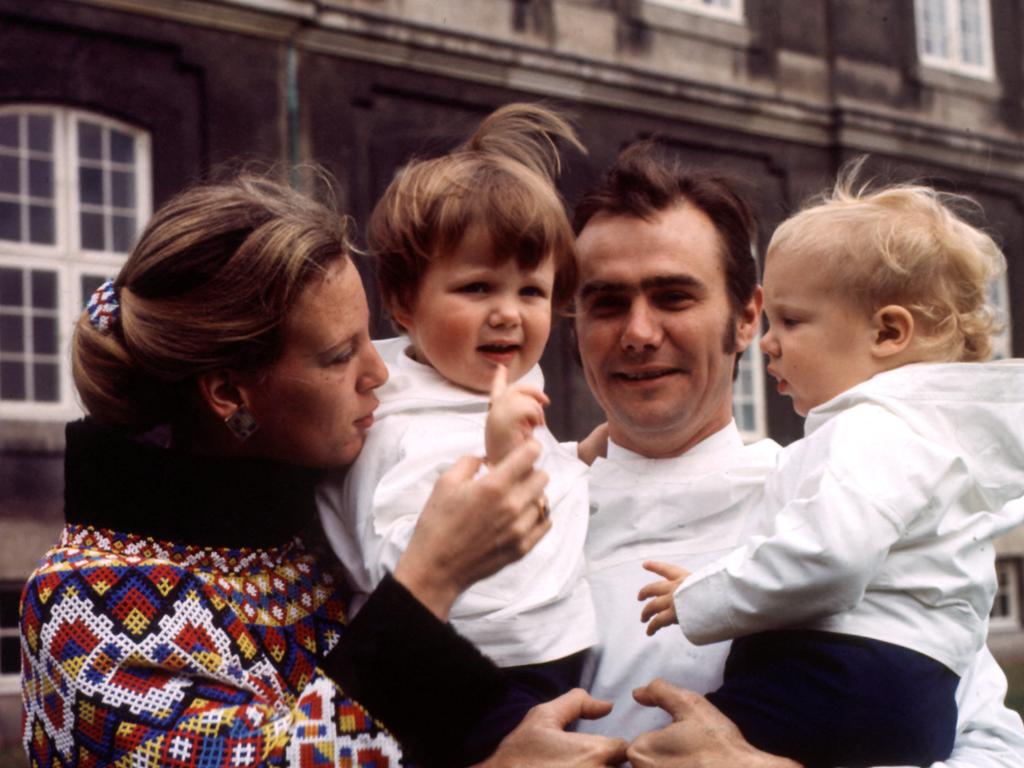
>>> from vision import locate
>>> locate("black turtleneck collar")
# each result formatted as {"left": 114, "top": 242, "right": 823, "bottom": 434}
{"left": 64, "top": 418, "right": 320, "bottom": 549}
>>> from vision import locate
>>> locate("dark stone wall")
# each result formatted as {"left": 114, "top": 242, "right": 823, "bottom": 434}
{"left": 0, "top": 0, "right": 1020, "bottom": 447}
{"left": 0, "top": 0, "right": 286, "bottom": 205}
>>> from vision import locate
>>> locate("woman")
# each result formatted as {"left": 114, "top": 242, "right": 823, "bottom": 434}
{"left": 19, "top": 173, "right": 625, "bottom": 768}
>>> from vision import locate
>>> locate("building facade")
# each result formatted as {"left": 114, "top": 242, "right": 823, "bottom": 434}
{"left": 1, "top": 0, "right": 1021, "bottom": 754}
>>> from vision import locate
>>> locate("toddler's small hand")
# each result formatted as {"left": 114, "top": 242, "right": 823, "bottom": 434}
{"left": 638, "top": 561, "right": 691, "bottom": 637}
{"left": 486, "top": 364, "right": 550, "bottom": 465}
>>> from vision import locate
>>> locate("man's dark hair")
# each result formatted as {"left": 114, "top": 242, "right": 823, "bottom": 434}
{"left": 573, "top": 140, "right": 760, "bottom": 315}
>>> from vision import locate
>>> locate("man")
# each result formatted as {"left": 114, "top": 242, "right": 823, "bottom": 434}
{"left": 571, "top": 142, "right": 1024, "bottom": 766}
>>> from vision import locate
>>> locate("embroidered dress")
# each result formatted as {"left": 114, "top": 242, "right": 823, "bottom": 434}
{"left": 21, "top": 525, "right": 399, "bottom": 767}
{"left": 20, "top": 419, "right": 511, "bottom": 768}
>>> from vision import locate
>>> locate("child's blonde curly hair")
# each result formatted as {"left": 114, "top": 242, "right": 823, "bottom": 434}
{"left": 767, "top": 160, "right": 1006, "bottom": 362}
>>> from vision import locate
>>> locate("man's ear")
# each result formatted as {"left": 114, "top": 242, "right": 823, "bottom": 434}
{"left": 197, "top": 370, "right": 247, "bottom": 421}
{"left": 735, "top": 286, "right": 764, "bottom": 353}
{"left": 871, "top": 305, "right": 915, "bottom": 358}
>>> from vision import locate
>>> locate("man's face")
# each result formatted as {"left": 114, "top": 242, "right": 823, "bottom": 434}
{"left": 574, "top": 203, "right": 760, "bottom": 458}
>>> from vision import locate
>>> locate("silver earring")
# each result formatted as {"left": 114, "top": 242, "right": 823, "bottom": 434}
{"left": 225, "top": 405, "right": 260, "bottom": 441}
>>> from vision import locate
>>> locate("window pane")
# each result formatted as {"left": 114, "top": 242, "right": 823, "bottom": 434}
{"left": 0, "top": 361, "right": 26, "bottom": 400}
{"left": 0, "top": 635, "right": 19, "bottom": 675}
{"left": 28, "top": 159, "right": 53, "bottom": 198}
{"left": 0, "top": 201, "right": 21, "bottom": 241}
{"left": 0, "top": 315, "right": 24, "bottom": 353}
{"left": 33, "top": 362, "right": 59, "bottom": 402}
{"left": 29, "top": 205, "right": 55, "bottom": 245}
{"left": 110, "top": 130, "right": 135, "bottom": 164}
{"left": 81, "top": 274, "right": 107, "bottom": 309}
{"left": 0, "top": 268, "right": 22, "bottom": 306}
{"left": 111, "top": 171, "right": 135, "bottom": 208}
{"left": 112, "top": 215, "right": 135, "bottom": 253}
{"left": 31, "top": 270, "right": 57, "bottom": 309}
{"left": 992, "top": 593, "right": 1009, "bottom": 617}
{"left": 81, "top": 212, "right": 104, "bottom": 250}
{"left": 960, "top": 0, "right": 984, "bottom": 64}
{"left": 922, "top": 0, "right": 949, "bottom": 57}
{"left": 0, "top": 116, "right": 17, "bottom": 148}
{"left": 27, "top": 114, "right": 53, "bottom": 153}
{"left": 79, "top": 167, "right": 104, "bottom": 205}
{"left": 739, "top": 364, "right": 753, "bottom": 390}
{"left": 78, "top": 121, "right": 102, "bottom": 160}
{"left": 741, "top": 403, "right": 755, "bottom": 430}
{"left": 32, "top": 317, "right": 57, "bottom": 355}
{"left": 0, "top": 155, "right": 19, "bottom": 194}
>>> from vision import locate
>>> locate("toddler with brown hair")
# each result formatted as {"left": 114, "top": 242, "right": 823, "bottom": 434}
{"left": 318, "top": 104, "right": 597, "bottom": 698}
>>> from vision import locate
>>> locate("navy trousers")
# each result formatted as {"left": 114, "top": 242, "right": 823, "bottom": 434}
{"left": 707, "top": 630, "right": 959, "bottom": 768}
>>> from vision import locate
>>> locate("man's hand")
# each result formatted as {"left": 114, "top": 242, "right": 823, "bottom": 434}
{"left": 638, "top": 561, "right": 690, "bottom": 636}
{"left": 486, "top": 364, "right": 550, "bottom": 465}
{"left": 628, "top": 679, "right": 802, "bottom": 768}
{"left": 476, "top": 689, "right": 628, "bottom": 767}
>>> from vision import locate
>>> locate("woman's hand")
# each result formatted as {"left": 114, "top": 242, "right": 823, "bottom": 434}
{"left": 628, "top": 679, "right": 803, "bottom": 768}
{"left": 394, "top": 440, "right": 551, "bottom": 620}
{"left": 485, "top": 364, "right": 549, "bottom": 465}
{"left": 476, "top": 689, "right": 628, "bottom": 767}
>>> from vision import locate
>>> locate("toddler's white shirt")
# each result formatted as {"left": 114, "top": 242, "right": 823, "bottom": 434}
{"left": 676, "top": 361, "right": 1024, "bottom": 676}
{"left": 318, "top": 336, "right": 597, "bottom": 666}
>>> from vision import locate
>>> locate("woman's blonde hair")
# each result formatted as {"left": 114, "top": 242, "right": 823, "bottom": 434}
{"left": 73, "top": 172, "right": 353, "bottom": 432}
{"left": 767, "top": 160, "right": 1006, "bottom": 362}
{"left": 368, "top": 103, "right": 584, "bottom": 318}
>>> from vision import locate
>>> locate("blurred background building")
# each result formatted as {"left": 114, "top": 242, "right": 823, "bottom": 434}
{"left": 0, "top": 0, "right": 1021, "bottom": 757}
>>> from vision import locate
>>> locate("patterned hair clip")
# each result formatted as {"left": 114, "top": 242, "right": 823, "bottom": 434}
{"left": 87, "top": 279, "right": 120, "bottom": 333}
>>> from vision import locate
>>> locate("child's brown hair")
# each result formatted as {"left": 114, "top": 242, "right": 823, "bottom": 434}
{"left": 368, "top": 103, "right": 584, "bottom": 324}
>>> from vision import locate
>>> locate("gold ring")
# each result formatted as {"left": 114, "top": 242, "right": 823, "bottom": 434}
{"left": 534, "top": 495, "right": 550, "bottom": 522}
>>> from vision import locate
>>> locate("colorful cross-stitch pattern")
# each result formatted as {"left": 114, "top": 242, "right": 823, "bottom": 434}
{"left": 21, "top": 525, "right": 403, "bottom": 767}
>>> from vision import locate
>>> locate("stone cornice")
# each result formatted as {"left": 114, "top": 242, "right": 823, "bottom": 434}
{"left": 65, "top": 0, "right": 1024, "bottom": 180}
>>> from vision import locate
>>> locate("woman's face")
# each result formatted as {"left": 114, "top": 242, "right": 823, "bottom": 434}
{"left": 241, "top": 260, "right": 388, "bottom": 468}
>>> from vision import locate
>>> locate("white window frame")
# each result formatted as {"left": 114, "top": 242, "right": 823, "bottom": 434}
{"left": 989, "top": 273, "right": 1012, "bottom": 359}
{"left": 645, "top": 0, "right": 744, "bottom": 24}
{"left": 0, "top": 583, "right": 22, "bottom": 695}
{"left": 0, "top": 105, "right": 150, "bottom": 420}
{"left": 914, "top": 0, "right": 995, "bottom": 80}
{"left": 733, "top": 329, "right": 766, "bottom": 441}
{"left": 990, "top": 559, "right": 1021, "bottom": 632}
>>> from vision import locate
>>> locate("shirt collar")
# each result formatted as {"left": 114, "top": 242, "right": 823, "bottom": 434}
{"left": 606, "top": 420, "right": 744, "bottom": 462}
